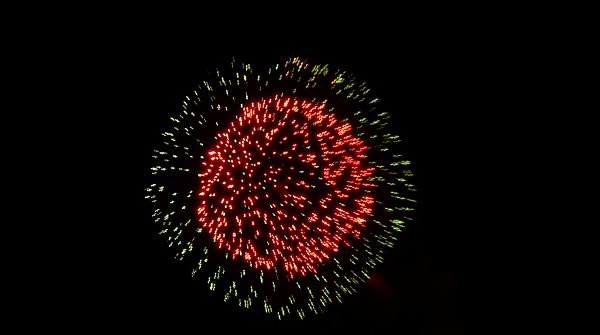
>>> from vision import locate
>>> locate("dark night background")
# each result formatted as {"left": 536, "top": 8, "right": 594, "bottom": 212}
{"left": 28, "top": 27, "right": 512, "bottom": 333}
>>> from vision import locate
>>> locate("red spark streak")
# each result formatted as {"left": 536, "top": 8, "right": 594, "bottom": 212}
{"left": 197, "top": 96, "right": 375, "bottom": 278}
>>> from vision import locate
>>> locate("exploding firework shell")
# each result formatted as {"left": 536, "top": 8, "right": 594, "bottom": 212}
{"left": 146, "top": 57, "right": 416, "bottom": 319}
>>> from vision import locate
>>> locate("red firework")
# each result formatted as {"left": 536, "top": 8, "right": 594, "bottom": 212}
{"left": 196, "top": 96, "right": 376, "bottom": 278}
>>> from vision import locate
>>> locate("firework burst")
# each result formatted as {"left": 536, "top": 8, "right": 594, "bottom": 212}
{"left": 145, "top": 57, "right": 416, "bottom": 319}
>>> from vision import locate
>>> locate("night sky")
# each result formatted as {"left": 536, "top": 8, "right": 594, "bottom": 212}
{"left": 41, "top": 35, "right": 482, "bottom": 333}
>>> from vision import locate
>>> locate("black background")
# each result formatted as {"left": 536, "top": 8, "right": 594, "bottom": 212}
{"left": 30, "top": 28, "right": 505, "bottom": 333}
